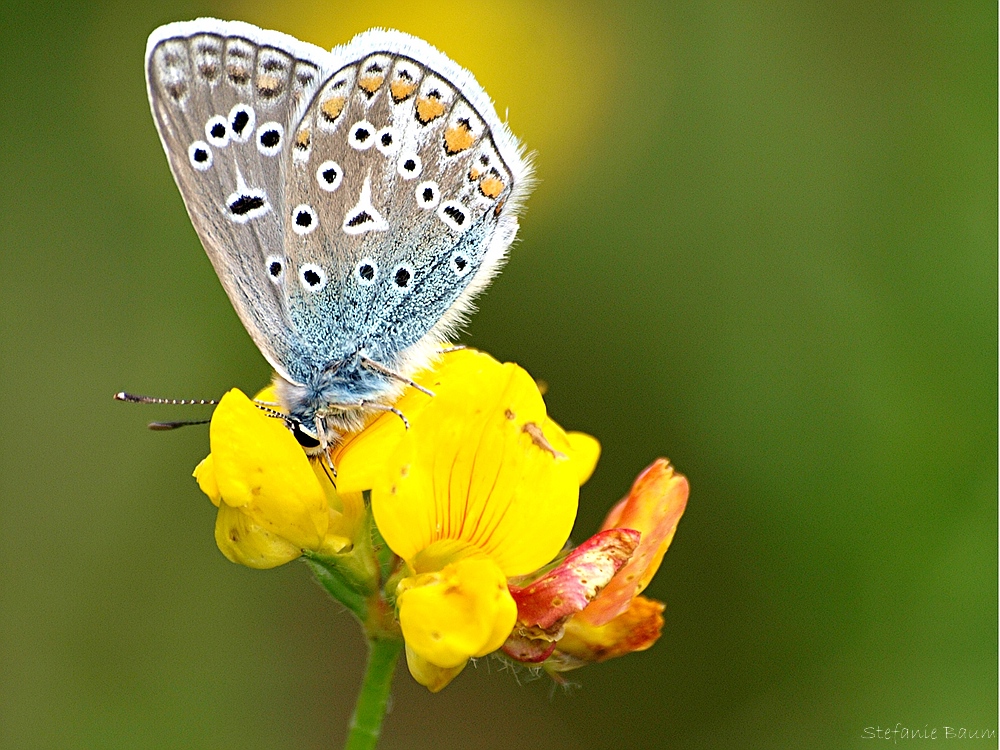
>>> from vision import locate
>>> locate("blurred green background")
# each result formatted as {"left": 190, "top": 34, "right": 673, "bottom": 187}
{"left": 1, "top": 0, "right": 995, "bottom": 748}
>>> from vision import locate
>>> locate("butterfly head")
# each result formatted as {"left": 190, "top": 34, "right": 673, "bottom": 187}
{"left": 272, "top": 355, "right": 409, "bottom": 455}
{"left": 286, "top": 418, "right": 323, "bottom": 450}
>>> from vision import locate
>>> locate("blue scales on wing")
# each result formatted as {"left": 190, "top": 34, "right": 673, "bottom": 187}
{"left": 277, "top": 30, "right": 531, "bottom": 389}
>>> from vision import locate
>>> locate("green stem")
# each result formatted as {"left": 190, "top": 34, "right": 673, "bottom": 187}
{"left": 303, "top": 556, "right": 370, "bottom": 621}
{"left": 344, "top": 637, "right": 403, "bottom": 750}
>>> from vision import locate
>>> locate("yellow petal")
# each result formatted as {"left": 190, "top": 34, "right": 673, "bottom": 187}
{"left": 316, "top": 517, "right": 352, "bottom": 556}
{"left": 397, "top": 556, "right": 517, "bottom": 669}
{"left": 193, "top": 454, "right": 221, "bottom": 506}
{"left": 372, "top": 351, "right": 579, "bottom": 577}
{"left": 318, "top": 481, "right": 366, "bottom": 549}
{"left": 404, "top": 643, "right": 466, "bottom": 693}
{"left": 209, "top": 389, "right": 329, "bottom": 553}
{"left": 330, "top": 403, "right": 413, "bottom": 494}
{"left": 332, "top": 349, "right": 467, "bottom": 492}
{"left": 213, "top": 501, "right": 303, "bottom": 569}
{"left": 411, "top": 538, "right": 482, "bottom": 574}
{"left": 542, "top": 417, "right": 601, "bottom": 486}
{"left": 567, "top": 431, "right": 601, "bottom": 485}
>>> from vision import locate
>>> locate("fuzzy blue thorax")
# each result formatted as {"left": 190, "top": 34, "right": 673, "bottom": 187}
{"left": 273, "top": 354, "right": 407, "bottom": 444}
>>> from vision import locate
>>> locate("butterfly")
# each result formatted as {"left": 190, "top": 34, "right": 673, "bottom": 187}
{"left": 145, "top": 19, "right": 532, "bottom": 452}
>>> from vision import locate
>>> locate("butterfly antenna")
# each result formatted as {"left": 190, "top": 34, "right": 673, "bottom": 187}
{"left": 114, "top": 392, "right": 219, "bottom": 405}
{"left": 115, "top": 392, "right": 221, "bottom": 431}
{"left": 148, "top": 419, "right": 213, "bottom": 431}
{"left": 253, "top": 402, "right": 287, "bottom": 419}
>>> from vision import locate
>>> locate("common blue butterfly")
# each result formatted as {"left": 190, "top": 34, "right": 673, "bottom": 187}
{"left": 145, "top": 19, "right": 531, "bottom": 451}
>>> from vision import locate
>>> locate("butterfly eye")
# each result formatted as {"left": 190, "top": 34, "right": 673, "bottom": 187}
{"left": 290, "top": 421, "right": 321, "bottom": 448}
{"left": 228, "top": 103, "right": 255, "bottom": 142}
{"left": 354, "top": 258, "right": 378, "bottom": 286}
{"left": 205, "top": 116, "right": 230, "bottom": 147}
{"left": 256, "top": 121, "right": 284, "bottom": 156}
{"left": 291, "top": 204, "right": 318, "bottom": 236}
{"left": 375, "top": 126, "right": 400, "bottom": 155}
{"left": 265, "top": 255, "right": 284, "bottom": 283}
{"left": 187, "top": 141, "right": 212, "bottom": 171}
{"left": 391, "top": 263, "right": 414, "bottom": 293}
{"left": 315, "top": 160, "right": 343, "bottom": 192}
{"left": 348, "top": 120, "right": 376, "bottom": 150}
{"left": 414, "top": 181, "right": 439, "bottom": 209}
{"left": 397, "top": 152, "right": 422, "bottom": 180}
{"left": 438, "top": 200, "right": 470, "bottom": 232}
{"left": 299, "top": 263, "right": 327, "bottom": 291}
{"left": 450, "top": 251, "right": 472, "bottom": 278}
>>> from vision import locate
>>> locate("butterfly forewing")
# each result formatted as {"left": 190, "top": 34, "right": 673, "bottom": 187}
{"left": 145, "top": 20, "right": 331, "bottom": 380}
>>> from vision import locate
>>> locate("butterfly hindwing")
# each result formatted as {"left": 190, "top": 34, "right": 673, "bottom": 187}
{"left": 278, "top": 30, "right": 531, "bottom": 380}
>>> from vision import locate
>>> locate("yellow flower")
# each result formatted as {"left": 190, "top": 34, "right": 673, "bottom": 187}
{"left": 192, "top": 388, "right": 360, "bottom": 569}
{"left": 192, "top": 348, "right": 598, "bottom": 692}
{"left": 335, "top": 349, "right": 595, "bottom": 691}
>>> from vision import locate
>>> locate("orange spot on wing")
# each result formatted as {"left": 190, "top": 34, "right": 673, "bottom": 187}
{"left": 468, "top": 166, "right": 483, "bottom": 181}
{"left": 226, "top": 64, "right": 249, "bottom": 85}
{"left": 320, "top": 96, "right": 346, "bottom": 122}
{"left": 358, "top": 74, "right": 385, "bottom": 94}
{"left": 294, "top": 129, "right": 311, "bottom": 149}
{"left": 444, "top": 120, "right": 476, "bottom": 155}
{"left": 416, "top": 94, "right": 446, "bottom": 124}
{"left": 391, "top": 78, "right": 418, "bottom": 102}
{"left": 480, "top": 170, "right": 505, "bottom": 199}
{"left": 256, "top": 73, "right": 282, "bottom": 96}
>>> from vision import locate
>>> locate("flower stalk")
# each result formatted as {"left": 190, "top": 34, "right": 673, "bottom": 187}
{"left": 344, "top": 637, "right": 404, "bottom": 750}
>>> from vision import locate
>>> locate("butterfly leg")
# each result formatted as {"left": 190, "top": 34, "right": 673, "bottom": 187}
{"left": 313, "top": 415, "right": 339, "bottom": 473}
{"left": 360, "top": 401, "right": 411, "bottom": 430}
{"left": 359, "top": 356, "right": 435, "bottom": 398}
